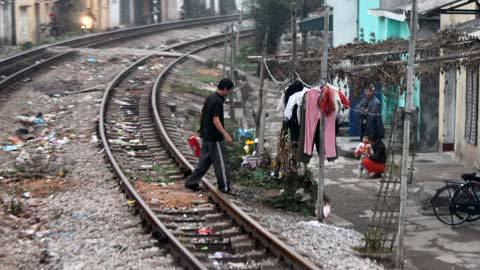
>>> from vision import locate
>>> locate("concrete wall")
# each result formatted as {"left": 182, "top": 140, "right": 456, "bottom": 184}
{"left": 438, "top": 3, "right": 480, "bottom": 167}
{"left": 109, "top": 0, "right": 120, "bottom": 27}
{"left": 162, "top": 0, "right": 182, "bottom": 21}
{"left": 326, "top": 0, "right": 357, "bottom": 47}
{"left": 15, "top": 0, "right": 55, "bottom": 44}
{"left": 0, "top": 1, "right": 15, "bottom": 45}
{"left": 453, "top": 68, "right": 480, "bottom": 168}
{"left": 419, "top": 73, "right": 440, "bottom": 152}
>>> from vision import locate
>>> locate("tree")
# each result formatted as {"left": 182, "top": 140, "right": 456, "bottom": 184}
{"left": 251, "top": 0, "right": 291, "bottom": 54}
{"left": 251, "top": 0, "right": 324, "bottom": 54}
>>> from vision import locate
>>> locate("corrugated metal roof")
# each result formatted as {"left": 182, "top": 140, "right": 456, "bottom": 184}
{"left": 449, "top": 18, "right": 480, "bottom": 39}
{"left": 396, "top": 0, "right": 466, "bottom": 14}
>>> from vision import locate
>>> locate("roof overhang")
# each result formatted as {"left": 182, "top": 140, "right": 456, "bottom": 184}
{"left": 368, "top": 9, "right": 407, "bottom": 21}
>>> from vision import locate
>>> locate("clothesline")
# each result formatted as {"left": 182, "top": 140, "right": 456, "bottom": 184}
{"left": 262, "top": 59, "right": 385, "bottom": 117}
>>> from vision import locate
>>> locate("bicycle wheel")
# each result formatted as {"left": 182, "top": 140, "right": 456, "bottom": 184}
{"left": 450, "top": 185, "right": 475, "bottom": 225}
{"left": 467, "top": 187, "right": 480, "bottom": 222}
{"left": 432, "top": 184, "right": 469, "bottom": 226}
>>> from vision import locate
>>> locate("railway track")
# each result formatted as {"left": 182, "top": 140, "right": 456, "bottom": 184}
{"left": 99, "top": 31, "right": 321, "bottom": 269}
{"left": 0, "top": 14, "right": 242, "bottom": 89}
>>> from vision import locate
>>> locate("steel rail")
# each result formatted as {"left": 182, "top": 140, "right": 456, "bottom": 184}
{"left": 0, "top": 14, "right": 243, "bottom": 89}
{"left": 151, "top": 35, "right": 321, "bottom": 270}
{"left": 98, "top": 53, "right": 207, "bottom": 270}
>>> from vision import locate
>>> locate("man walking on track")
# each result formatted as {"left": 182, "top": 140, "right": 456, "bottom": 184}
{"left": 185, "top": 78, "right": 234, "bottom": 194}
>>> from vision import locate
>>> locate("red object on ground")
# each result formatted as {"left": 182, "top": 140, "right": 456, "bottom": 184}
{"left": 198, "top": 227, "right": 214, "bottom": 235}
{"left": 362, "top": 158, "right": 385, "bottom": 174}
{"left": 188, "top": 135, "right": 201, "bottom": 158}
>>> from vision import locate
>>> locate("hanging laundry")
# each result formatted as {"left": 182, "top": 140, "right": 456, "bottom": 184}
{"left": 304, "top": 89, "right": 322, "bottom": 155}
{"left": 284, "top": 88, "right": 307, "bottom": 120}
{"left": 297, "top": 87, "right": 337, "bottom": 162}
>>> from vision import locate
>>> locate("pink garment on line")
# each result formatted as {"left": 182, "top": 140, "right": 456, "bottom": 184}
{"left": 303, "top": 88, "right": 337, "bottom": 158}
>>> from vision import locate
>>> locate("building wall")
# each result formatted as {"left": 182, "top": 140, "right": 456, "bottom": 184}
{"left": 358, "top": 0, "right": 380, "bottom": 42}
{"left": 453, "top": 68, "right": 480, "bottom": 168}
{"left": 83, "top": 0, "right": 110, "bottom": 30}
{"left": 0, "top": 1, "right": 15, "bottom": 45}
{"left": 109, "top": 0, "right": 120, "bottom": 27}
{"left": 326, "top": 0, "right": 357, "bottom": 47}
{"left": 162, "top": 0, "right": 182, "bottom": 21}
{"left": 438, "top": 3, "right": 480, "bottom": 167}
{"left": 15, "top": 0, "right": 55, "bottom": 44}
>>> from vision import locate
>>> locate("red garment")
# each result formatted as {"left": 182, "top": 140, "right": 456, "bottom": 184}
{"left": 320, "top": 86, "right": 335, "bottom": 116}
{"left": 338, "top": 90, "right": 350, "bottom": 108}
{"left": 362, "top": 158, "right": 385, "bottom": 174}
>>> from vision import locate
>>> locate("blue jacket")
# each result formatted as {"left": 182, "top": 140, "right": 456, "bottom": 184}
{"left": 358, "top": 96, "right": 384, "bottom": 139}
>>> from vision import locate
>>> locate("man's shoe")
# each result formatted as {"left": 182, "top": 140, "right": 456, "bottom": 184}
{"left": 185, "top": 184, "right": 202, "bottom": 191}
{"left": 220, "top": 188, "right": 237, "bottom": 196}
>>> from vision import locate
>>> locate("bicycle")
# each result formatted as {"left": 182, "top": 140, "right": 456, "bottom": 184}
{"left": 431, "top": 173, "right": 480, "bottom": 226}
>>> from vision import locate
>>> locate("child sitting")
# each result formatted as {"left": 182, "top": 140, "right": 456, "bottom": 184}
{"left": 362, "top": 136, "right": 387, "bottom": 178}
{"left": 354, "top": 136, "right": 372, "bottom": 177}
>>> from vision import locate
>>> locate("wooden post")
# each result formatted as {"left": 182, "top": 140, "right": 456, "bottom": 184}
{"left": 291, "top": 1, "right": 298, "bottom": 66}
{"left": 396, "top": 0, "right": 417, "bottom": 268}
{"left": 316, "top": 6, "right": 330, "bottom": 223}
{"left": 229, "top": 24, "right": 236, "bottom": 120}
{"left": 256, "top": 31, "right": 268, "bottom": 154}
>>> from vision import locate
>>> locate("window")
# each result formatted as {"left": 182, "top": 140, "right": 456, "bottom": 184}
{"left": 465, "top": 66, "right": 479, "bottom": 145}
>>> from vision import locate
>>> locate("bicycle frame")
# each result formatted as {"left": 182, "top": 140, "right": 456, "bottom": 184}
{"left": 452, "top": 181, "right": 480, "bottom": 215}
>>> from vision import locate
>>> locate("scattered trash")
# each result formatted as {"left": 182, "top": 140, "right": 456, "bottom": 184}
{"left": 241, "top": 156, "right": 258, "bottom": 169}
{"left": 90, "top": 135, "right": 99, "bottom": 144}
{"left": 15, "top": 112, "right": 46, "bottom": 126}
{"left": 237, "top": 128, "right": 255, "bottom": 139}
{"left": 208, "top": 252, "right": 225, "bottom": 259}
{"left": 200, "top": 246, "right": 209, "bottom": 251}
{"left": 198, "top": 227, "right": 214, "bottom": 235}
{"left": 22, "top": 77, "right": 32, "bottom": 82}
{"left": 113, "top": 99, "right": 132, "bottom": 106}
{"left": 22, "top": 192, "right": 30, "bottom": 199}
{"left": 86, "top": 55, "right": 97, "bottom": 63}
{"left": 323, "top": 203, "right": 332, "bottom": 218}
{"left": 2, "top": 145, "right": 20, "bottom": 152}
{"left": 8, "top": 136, "right": 24, "bottom": 145}
{"left": 127, "top": 199, "right": 136, "bottom": 206}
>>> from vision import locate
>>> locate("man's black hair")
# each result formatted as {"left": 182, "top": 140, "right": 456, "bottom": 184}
{"left": 217, "top": 78, "right": 234, "bottom": 90}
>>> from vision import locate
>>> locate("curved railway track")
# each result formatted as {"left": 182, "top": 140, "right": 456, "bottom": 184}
{"left": 99, "top": 30, "right": 321, "bottom": 269}
{"left": 0, "top": 14, "right": 242, "bottom": 89}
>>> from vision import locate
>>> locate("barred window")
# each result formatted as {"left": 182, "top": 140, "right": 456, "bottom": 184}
{"left": 465, "top": 66, "right": 479, "bottom": 145}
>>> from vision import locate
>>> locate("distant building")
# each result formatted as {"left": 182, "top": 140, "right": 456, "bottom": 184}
{"left": 14, "top": 0, "right": 55, "bottom": 44}
{"left": 325, "top": 0, "right": 358, "bottom": 47}
{"left": 437, "top": 2, "right": 480, "bottom": 167}
{"left": 0, "top": 0, "right": 15, "bottom": 45}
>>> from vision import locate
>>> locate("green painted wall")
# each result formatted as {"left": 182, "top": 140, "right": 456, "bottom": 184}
{"left": 357, "top": 0, "right": 419, "bottom": 127}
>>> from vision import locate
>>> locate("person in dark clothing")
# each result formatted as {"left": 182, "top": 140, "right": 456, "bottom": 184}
{"left": 362, "top": 136, "right": 387, "bottom": 178}
{"left": 185, "top": 78, "right": 234, "bottom": 193}
{"left": 358, "top": 85, "right": 384, "bottom": 140}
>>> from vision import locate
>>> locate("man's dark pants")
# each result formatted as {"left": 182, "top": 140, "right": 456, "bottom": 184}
{"left": 185, "top": 140, "right": 230, "bottom": 192}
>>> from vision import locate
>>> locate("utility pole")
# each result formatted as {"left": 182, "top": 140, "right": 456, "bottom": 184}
{"left": 291, "top": 1, "right": 298, "bottom": 66}
{"left": 235, "top": 2, "right": 243, "bottom": 56}
{"left": 396, "top": 0, "right": 417, "bottom": 268}
{"left": 316, "top": 6, "right": 330, "bottom": 223}
{"left": 229, "top": 24, "right": 236, "bottom": 121}
{"left": 302, "top": 0, "right": 308, "bottom": 51}
{"left": 223, "top": 25, "right": 229, "bottom": 77}
{"left": 256, "top": 31, "right": 268, "bottom": 154}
